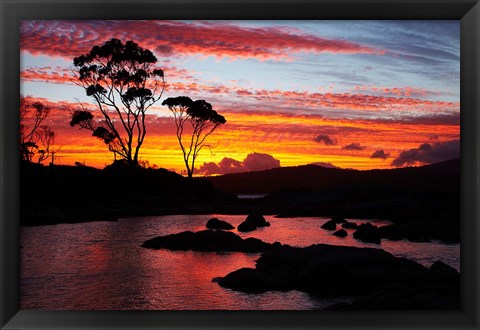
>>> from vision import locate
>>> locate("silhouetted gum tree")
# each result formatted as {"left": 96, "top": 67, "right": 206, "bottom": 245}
{"left": 20, "top": 96, "right": 56, "bottom": 163}
{"left": 71, "top": 38, "right": 165, "bottom": 166}
{"left": 162, "top": 96, "right": 226, "bottom": 178}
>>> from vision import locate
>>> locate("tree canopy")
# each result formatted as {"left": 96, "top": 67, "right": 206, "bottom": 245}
{"left": 71, "top": 38, "right": 165, "bottom": 166}
{"left": 20, "top": 96, "right": 56, "bottom": 164}
{"left": 162, "top": 96, "right": 226, "bottom": 178}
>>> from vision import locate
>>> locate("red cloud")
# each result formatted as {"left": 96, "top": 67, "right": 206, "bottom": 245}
{"left": 20, "top": 20, "right": 385, "bottom": 61}
{"left": 255, "top": 91, "right": 458, "bottom": 113}
{"left": 163, "top": 80, "right": 459, "bottom": 115}
{"left": 353, "top": 85, "right": 431, "bottom": 98}
{"left": 20, "top": 96, "right": 88, "bottom": 121}
{"left": 20, "top": 64, "right": 458, "bottom": 118}
{"left": 21, "top": 67, "right": 75, "bottom": 84}
{"left": 166, "top": 79, "right": 458, "bottom": 114}
{"left": 21, "top": 65, "right": 194, "bottom": 85}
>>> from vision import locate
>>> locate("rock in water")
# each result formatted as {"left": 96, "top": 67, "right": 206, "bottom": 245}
{"left": 206, "top": 218, "right": 235, "bottom": 230}
{"left": 353, "top": 223, "right": 381, "bottom": 244}
{"left": 238, "top": 213, "right": 270, "bottom": 232}
{"left": 342, "top": 222, "right": 358, "bottom": 229}
{"left": 321, "top": 219, "right": 337, "bottom": 230}
{"left": 238, "top": 221, "right": 258, "bottom": 232}
{"left": 333, "top": 229, "right": 348, "bottom": 237}
{"left": 245, "top": 213, "right": 270, "bottom": 227}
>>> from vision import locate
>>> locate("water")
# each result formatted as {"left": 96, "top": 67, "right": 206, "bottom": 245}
{"left": 20, "top": 215, "right": 459, "bottom": 310}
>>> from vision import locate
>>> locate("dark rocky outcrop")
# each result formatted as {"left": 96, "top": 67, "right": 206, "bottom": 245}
{"left": 349, "top": 220, "right": 460, "bottom": 244}
{"left": 215, "top": 267, "right": 290, "bottom": 293}
{"left": 206, "top": 218, "right": 235, "bottom": 230}
{"left": 217, "top": 243, "right": 459, "bottom": 309}
{"left": 333, "top": 229, "right": 348, "bottom": 237}
{"left": 348, "top": 220, "right": 460, "bottom": 244}
{"left": 141, "top": 229, "right": 283, "bottom": 253}
{"left": 353, "top": 223, "right": 382, "bottom": 244}
{"left": 321, "top": 219, "right": 337, "bottom": 230}
{"left": 326, "top": 261, "right": 460, "bottom": 310}
{"left": 342, "top": 222, "right": 358, "bottom": 229}
{"left": 237, "top": 213, "right": 270, "bottom": 232}
{"left": 326, "top": 281, "right": 459, "bottom": 310}
{"left": 377, "top": 220, "right": 459, "bottom": 243}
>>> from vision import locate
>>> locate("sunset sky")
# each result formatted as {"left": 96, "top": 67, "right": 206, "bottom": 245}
{"left": 20, "top": 20, "right": 460, "bottom": 174}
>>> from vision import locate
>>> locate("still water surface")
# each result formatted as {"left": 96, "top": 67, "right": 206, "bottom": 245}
{"left": 20, "top": 215, "right": 459, "bottom": 310}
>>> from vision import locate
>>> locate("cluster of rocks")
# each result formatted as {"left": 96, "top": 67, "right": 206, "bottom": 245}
{"left": 321, "top": 216, "right": 353, "bottom": 238}
{"left": 321, "top": 217, "right": 397, "bottom": 244}
{"left": 142, "top": 226, "right": 459, "bottom": 310}
{"left": 204, "top": 214, "right": 271, "bottom": 233}
{"left": 350, "top": 221, "right": 426, "bottom": 244}
{"left": 321, "top": 216, "right": 458, "bottom": 244}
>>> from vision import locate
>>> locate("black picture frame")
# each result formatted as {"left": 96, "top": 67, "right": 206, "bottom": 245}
{"left": 1, "top": 0, "right": 479, "bottom": 329}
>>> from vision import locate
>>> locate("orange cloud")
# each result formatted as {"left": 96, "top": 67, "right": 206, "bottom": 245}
{"left": 20, "top": 96, "right": 460, "bottom": 171}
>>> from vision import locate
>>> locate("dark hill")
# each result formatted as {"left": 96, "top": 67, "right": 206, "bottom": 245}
{"left": 20, "top": 161, "right": 233, "bottom": 226}
{"left": 206, "top": 158, "right": 459, "bottom": 194}
{"left": 205, "top": 159, "right": 460, "bottom": 238}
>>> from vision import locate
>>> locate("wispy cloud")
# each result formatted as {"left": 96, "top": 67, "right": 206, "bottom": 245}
{"left": 20, "top": 20, "right": 386, "bottom": 61}
{"left": 21, "top": 67, "right": 75, "bottom": 84}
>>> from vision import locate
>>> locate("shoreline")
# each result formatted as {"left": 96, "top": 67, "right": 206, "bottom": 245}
{"left": 20, "top": 160, "right": 460, "bottom": 244}
{"left": 21, "top": 210, "right": 460, "bottom": 245}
